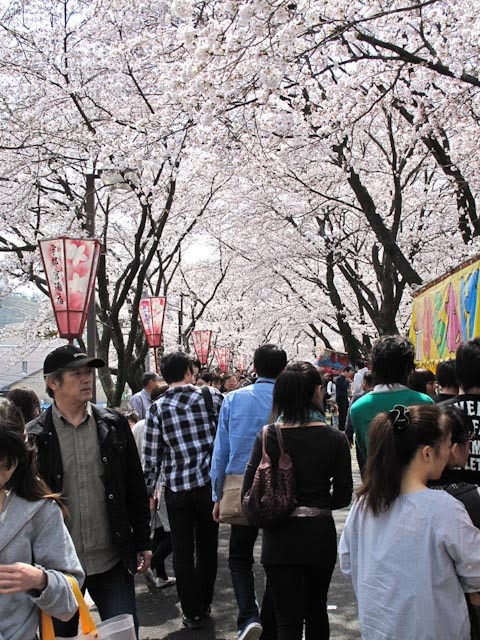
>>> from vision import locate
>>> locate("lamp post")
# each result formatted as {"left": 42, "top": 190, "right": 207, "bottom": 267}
{"left": 191, "top": 330, "right": 213, "bottom": 367}
{"left": 84, "top": 168, "right": 137, "bottom": 400}
{"left": 85, "top": 174, "right": 97, "bottom": 375}
{"left": 138, "top": 297, "right": 167, "bottom": 373}
{"left": 39, "top": 236, "right": 101, "bottom": 344}
{"left": 178, "top": 292, "right": 184, "bottom": 350}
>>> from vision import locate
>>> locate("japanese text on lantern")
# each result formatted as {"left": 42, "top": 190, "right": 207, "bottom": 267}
{"left": 49, "top": 243, "right": 65, "bottom": 307}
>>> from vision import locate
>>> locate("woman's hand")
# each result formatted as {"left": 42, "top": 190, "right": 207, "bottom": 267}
{"left": 0, "top": 563, "right": 47, "bottom": 593}
{"left": 136, "top": 550, "right": 152, "bottom": 574}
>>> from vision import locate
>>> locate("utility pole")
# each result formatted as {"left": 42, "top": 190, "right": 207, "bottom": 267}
{"left": 178, "top": 292, "right": 184, "bottom": 350}
{"left": 85, "top": 173, "right": 97, "bottom": 403}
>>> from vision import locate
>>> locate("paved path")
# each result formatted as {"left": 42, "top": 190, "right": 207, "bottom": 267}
{"left": 130, "top": 462, "right": 362, "bottom": 639}
{"left": 89, "top": 461, "right": 361, "bottom": 638}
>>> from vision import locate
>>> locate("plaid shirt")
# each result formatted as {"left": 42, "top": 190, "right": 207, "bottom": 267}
{"left": 143, "top": 384, "right": 223, "bottom": 494}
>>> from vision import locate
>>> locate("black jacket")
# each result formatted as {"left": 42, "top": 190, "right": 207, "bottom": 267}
{"left": 27, "top": 404, "right": 151, "bottom": 573}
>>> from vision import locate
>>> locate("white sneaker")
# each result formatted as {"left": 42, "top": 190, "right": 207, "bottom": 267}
{"left": 238, "top": 621, "right": 263, "bottom": 640}
{"left": 155, "top": 576, "right": 176, "bottom": 589}
{"left": 144, "top": 568, "right": 158, "bottom": 593}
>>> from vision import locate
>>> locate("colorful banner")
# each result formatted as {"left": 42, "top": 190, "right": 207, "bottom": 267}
{"left": 315, "top": 349, "right": 351, "bottom": 372}
{"left": 214, "top": 346, "right": 231, "bottom": 373}
{"left": 409, "top": 258, "right": 480, "bottom": 369}
{"left": 191, "top": 330, "right": 212, "bottom": 365}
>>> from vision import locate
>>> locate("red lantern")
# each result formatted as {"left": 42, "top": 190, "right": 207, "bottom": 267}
{"left": 139, "top": 297, "right": 167, "bottom": 372}
{"left": 235, "top": 354, "right": 248, "bottom": 373}
{"left": 191, "top": 330, "right": 212, "bottom": 366}
{"left": 39, "top": 237, "right": 101, "bottom": 343}
{"left": 214, "top": 346, "right": 231, "bottom": 373}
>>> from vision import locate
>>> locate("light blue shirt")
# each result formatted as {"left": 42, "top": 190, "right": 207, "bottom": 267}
{"left": 210, "top": 377, "right": 275, "bottom": 501}
{"left": 131, "top": 388, "right": 151, "bottom": 419}
{"left": 339, "top": 489, "right": 480, "bottom": 639}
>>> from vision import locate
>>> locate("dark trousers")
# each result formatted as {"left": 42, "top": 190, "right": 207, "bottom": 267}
{"left": 151, "top": 526, "right": 172, "bottom": 580}
{"left": 165, "top": 484, "right": 219, "bottom": 620}
{"left": 53, "top": 561, "right": 138, "bottom": 638}
{"left": 264, "top": 564, "right": 335, "bottom": 640}
{"left": 229, "top": 524, "right": 277, "bottom": 636}
{"left": 337, "top": 396, "right": 349, "bottom": 431}
{"left": 356, "top": 442, "right": 367, "bottom": 479}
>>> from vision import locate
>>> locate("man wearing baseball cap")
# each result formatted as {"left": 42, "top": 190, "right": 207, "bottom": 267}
{"left": 27, "top": 344, "right": 151, "bottom": 638}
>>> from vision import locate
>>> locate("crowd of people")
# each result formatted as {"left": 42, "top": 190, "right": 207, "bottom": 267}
{"left": 3, "top": 336, "right": 480, "bottom": 639}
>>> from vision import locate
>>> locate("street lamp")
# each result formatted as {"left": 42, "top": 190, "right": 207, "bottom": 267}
{"left": 38, "top": 237, "right": 101, "bottom": 343}
{"left": 138, "top": 297, "right": 167, "bottom": 373}
{"left": 214, "top": 346, "right": 232, "bottom": 373}
{"left": 191, "top": 330, "right": 213, "bottom": 366}
{"left": 84, "top": 168, "right": 136, "bottom": 400}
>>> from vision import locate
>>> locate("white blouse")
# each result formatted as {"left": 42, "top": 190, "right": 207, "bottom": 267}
{"left": 339, "top": 488, "right": 480, "bottom": 639}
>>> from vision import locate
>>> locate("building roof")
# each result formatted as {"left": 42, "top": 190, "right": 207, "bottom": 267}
{"left": 0, "top": 340, "right": 64, "bottom": 394}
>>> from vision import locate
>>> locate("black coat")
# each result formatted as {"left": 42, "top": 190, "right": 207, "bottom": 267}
{"left": 27, "top": 404, "right": 151, "bottom": 573}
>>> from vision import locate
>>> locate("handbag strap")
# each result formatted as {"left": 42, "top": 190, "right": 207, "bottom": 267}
{"left": 273, "top": 422, "right": 286, "bottom": 452}
{"left": 40, "top": 575, "right": 97, "bottom": 640}
{"left": 260, "top": 425, "right": 271, "bottom": 466}
{"left": 260, "top": 423, "right": 288, "bottom": 466}
{"left": 273, "top": 422, "right": 293, "bottom": 470}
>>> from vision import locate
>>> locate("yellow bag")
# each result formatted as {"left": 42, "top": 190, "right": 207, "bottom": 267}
{"left": 40, "top": 576, "right": 136, "bottom": 640}
{"left": 40, "top": 575, "right": 97, "bottom": 639}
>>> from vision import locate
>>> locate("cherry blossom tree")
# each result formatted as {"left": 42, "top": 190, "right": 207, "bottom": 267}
{"left": 165, "top": 0, "right": 480, "bottom": 358}
{"left": 1, "top": 0, "right": 480, "bottom": 388}
{"left": 0, "top": 0, "right": 236, "bottom": 404}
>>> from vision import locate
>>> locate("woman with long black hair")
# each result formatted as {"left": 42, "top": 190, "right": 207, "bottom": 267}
{"left": 340, "top": 404, "right": 480, "bottom": 639}
{"left": 243, "top": 362, "right": 352, "bottom": 640}
{"left": 0, "top": 400, "right": 83, "bottom": 640}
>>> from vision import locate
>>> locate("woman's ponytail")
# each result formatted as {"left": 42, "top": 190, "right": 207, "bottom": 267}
{"left": 357, "top": 404, "right": 449, "bottom": 515}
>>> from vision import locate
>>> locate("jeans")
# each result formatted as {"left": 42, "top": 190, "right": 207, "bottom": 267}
{"left": 229, "top": 524, "right": 277, "bottom": 637}
{"left": 53, "top": 561, "right": 138, "bottom": 638}
{"left": 356, "top": 442, "right": 367, "bottom": 479}
{"left": 264, "top": 564, "right": 334, "bottom": 640}
{"left": 165, "top": 483, "right": 219, "bottom": 620}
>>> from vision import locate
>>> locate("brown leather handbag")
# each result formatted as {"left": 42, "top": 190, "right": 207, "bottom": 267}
{"left": 242, "top": 423, "right": 296, "bottom": 529}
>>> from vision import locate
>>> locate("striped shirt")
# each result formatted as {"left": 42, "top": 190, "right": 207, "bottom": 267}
{"left": 143, "top": 384, "right": 222, "bottom": 494}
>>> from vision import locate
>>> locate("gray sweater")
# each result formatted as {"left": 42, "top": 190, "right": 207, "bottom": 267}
{"left": 0, "top": 492, "right": 84, "bottom": 640}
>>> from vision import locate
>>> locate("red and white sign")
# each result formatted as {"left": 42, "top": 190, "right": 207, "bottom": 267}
{"left": 214, "top": 346, "right": 231, "bottom": 373}
{"left": 192, "top": 330, "right": 212, "bottom": 365}
{"left": 39, "top": 237, "right": 101, "bottom": 341}
{"left": 235, "top": 354, "right": 248, "bottom": 372}
{"left": 139, "top": 297, "right": 166, "bottom": 348}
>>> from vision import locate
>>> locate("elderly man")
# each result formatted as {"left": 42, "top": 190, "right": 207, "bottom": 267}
{"left": 27, "top": 344, "right": 151, "bottom": 638}
{"left": 131, "top": 371, "right": 161, "bottom": 419}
